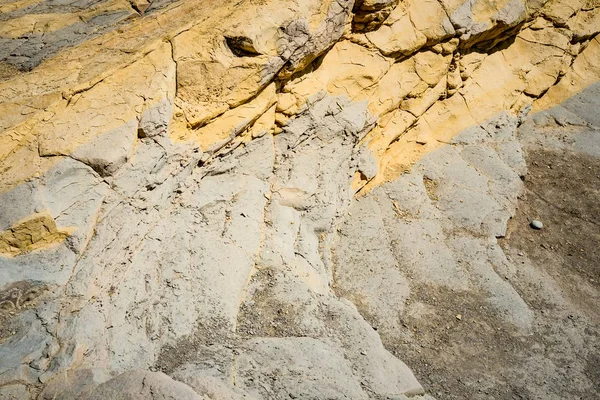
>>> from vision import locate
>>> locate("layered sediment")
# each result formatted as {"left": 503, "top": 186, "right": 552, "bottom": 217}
{"left": 0, "top": 0, "right": 599, "bottom": 398}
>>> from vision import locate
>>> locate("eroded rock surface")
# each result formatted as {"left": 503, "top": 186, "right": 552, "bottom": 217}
{"left": 0, "top": 0, "right": 599, "bottom": 398}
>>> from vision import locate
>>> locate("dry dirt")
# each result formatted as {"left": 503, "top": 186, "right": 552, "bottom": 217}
{"left": 384, "top": 145, "right": 600, "bottom": 400}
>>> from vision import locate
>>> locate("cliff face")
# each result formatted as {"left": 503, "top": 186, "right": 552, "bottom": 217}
{"left": 0, "top": 0, "right": 599, "bottom": 399}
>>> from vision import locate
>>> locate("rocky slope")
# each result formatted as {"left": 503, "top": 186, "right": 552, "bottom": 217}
{"left": 0, "top": 0, "right": 599, "bottom": 399}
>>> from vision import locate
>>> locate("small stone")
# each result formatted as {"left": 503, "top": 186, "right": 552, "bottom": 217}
{"left": 530, "top": 220, "right": 543, "bottom": 230}
{"left": 456, "top": 314, "right": 462, "bottom": 321}
{"left": 38, "top": 372, "right": 53, "bottom": 384}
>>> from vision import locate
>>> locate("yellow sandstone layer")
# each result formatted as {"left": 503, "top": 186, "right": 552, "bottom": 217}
{"left": 0, "top": 0, "right": 598, "bottom": 197}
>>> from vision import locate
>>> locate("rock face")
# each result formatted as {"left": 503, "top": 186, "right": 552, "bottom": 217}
{"left": 0, "top": 0, "right": 599, "bottom": 399}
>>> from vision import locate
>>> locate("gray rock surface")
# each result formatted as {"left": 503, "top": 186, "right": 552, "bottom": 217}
{"left": 2, "top": 83, "right": 599, "bottom": 400}
{"left": 1, "top": 1, "right": 599, "bottom": 399}
{"left": 0, "top": 93, "right": 422, "bottom": 399}
{"left": 84, "top": 370, "right": 207, "bottom": 400}
{"left": 334, "top": 111, "right": 535, "bottom": 339}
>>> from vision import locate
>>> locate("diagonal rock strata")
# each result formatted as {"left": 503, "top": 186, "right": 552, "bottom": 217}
{"left": 0, "top": 0, "right": 599, "bottom": 398}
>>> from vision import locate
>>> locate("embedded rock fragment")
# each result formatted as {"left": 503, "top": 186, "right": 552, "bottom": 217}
{"left": 0, "top": 212, "right": 73, "bottom": 257}
{"left": 353, "top": 0, "right": 399, "bottom": 31}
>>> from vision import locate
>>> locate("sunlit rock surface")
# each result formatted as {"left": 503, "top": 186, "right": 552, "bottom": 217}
{"left": 1, "top": 0, "right": 599, "bottom": 398}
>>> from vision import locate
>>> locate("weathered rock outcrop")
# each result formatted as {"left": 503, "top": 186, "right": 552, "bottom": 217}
{"left": 0, "top": 0, "right": 599, "bottom": 398}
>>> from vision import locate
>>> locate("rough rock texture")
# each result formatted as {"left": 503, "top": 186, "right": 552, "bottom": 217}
{"left": 0, "top": 0, "right": 599, "bottom": 399}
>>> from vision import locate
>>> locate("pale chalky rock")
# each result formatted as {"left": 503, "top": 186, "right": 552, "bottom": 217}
{"left": 0, "top": 0, "right": 599, "bottom": 398}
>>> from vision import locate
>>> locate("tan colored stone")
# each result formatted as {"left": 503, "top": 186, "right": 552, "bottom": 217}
{"left": 353, "top": 0, "right": 399, "bottom": 31}
{"left": 0, "top": 14, "right": 81, "bottom": 38}
{"left": 401, "top": 77, "right": 448, "bottom": 117}
{"left": 419, "top": 94, "right": 479, "bottom": 144}
{"left": 414, "top": 51, "right": 452, "bottom": 86}
{"left": 524, "top": 55, "right": 567, "bottom": 97}
{"left": 38, "top": 42, "right": 175, "bottom": 157}
{"left": 130, "top": 0, "right": 151, "bottom": 13}
{"left": 501, "top": 27, "right": 572, "bottom": 97}
{"left": 529, "top": 16, "right": 553, "bottom": 30}
{"left": 0, "top": 42, "right": 175, "bottom": 190}
{"left": 173, "top": 30, "right": 279, "bottom": 111}
{"left": 407, "top": 0, "right": 455, "bottom": 43}
{"left": 0, "top": 0, "right": 44, "bottom": 14}
{"left": 364, "top": 58, "right": 423, "bottom": 116}
{"left": 568, "top": 8, "right": 600, "bottom": 40}
{"left": 177, "top": 100, "right": 230, "bottom": 130}
{"left": 286, "top": 40, "right": 391, "bottom": 104}
{"left": 518, "top": 26, "right": 571, "bottom": 52}
{"left": 447, "top": 67, "right": 463, "bottom": 90}
{"left": 363, "top": 16, "right": 600, "bottom": 190}
{"left": 274, "top": 112, "right": 290, "bottom": 128}
{"left": 365, "top": 0, "right": 454, "bottom": 56}
{"left": 0, "top": 126, "right": 61, "bottom": 192}
{"left": 458, "top": 52, "right": 487, "bottom": 81}
{"left": 187, "top": 83, "right": 277, "bottom": 151}
{"left": 414, "top": 122, "right": 433, "bottom": 145}
{"left": 534, "top": 36, "right": 600, "bottom": 111}
{"left": 542, "top": 0, "right": 584, "bottom": 26}
{"left": 461, "top": 52, "right": 524, "bottom": 117}
{"left": 277, "top": 93, "right": 300, "bottom": 115}
{"left": 250, "top": 105, "right": 277, "bottom": 139}
{"left": 441, "top": 38, "right": 460, "bottom": 55}
{"left": 363, "top": 93, "right": 478, "bottom": 190}
{"left": 365, "top": 5, "right": 427, "bottom": 56}
{"left": 0, "top": 212, "right": 74, "bottom": 257}
{"left": 1, "top": 0, "right": 597, "bottom": 201}
{"left": 359, "top": 109, "right": 416, "bottom": 177}
{"left": 407, "top": 80, "right": 432, "bottom": 98}
{"left": 365, "top": 24, "right": 598, "bottom": 190}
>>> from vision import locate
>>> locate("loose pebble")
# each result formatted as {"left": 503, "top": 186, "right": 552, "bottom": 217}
{"left": 530, "top": 220, "right": 544, "bottom": 230}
